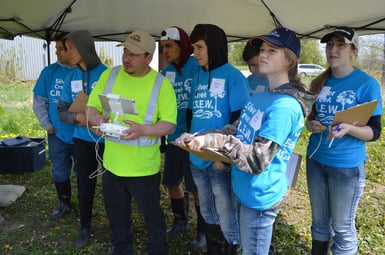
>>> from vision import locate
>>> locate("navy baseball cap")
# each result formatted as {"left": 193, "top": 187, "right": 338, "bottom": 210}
{"left": 251, "top": 27, "right": 301, "bottom": 58}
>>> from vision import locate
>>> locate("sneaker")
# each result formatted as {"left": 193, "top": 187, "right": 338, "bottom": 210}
{"left": 74, "top": 228, "right": 90, "bottom": 249}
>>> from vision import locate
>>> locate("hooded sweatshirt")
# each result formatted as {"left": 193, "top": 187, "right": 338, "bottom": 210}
{"left": 191, "top": 24, "right": 228, "bottom": 72}
{"left": 161, "top": 26, "right": 200, "bottom": 142}
{"left": 58, "top": 30, "right": 107, "bottom": 142}
{"left": 188, "top": 24, "right": 250, "bottom": 169}
{"left": 64, "top": 30, "right": 101, "bottom": 71}
{"left": 170, "top": 26, "right": 194, "bottom": 75}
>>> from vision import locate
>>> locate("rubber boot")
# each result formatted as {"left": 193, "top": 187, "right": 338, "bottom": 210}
{"left": 189, "top": 205, "right": 206, "bottom": 252}
{"left": 268, "top": 244, "right": 277, "bottom": 255}
{"left": 311, "top": 240, "right": 331, "bottom": 255}
{"left": 74, "top": 227, "right": 91, "bottom": 249}
{"left": 50, "top": 180, "right": 71, "bottom": 220}
{"left": 205, "top": 224, "right": 226, "bottom": 255}
{"left": 167, "top": 196, "right": 188, "bottom": 236}
{"left": 224, "top": 242, "right": 241, "bottom": 255}
{"left": 75, "top": 197, "right": 92, "bottom": 249}
{"left": 184, "top": 191, "right": 190, "bottom": 218}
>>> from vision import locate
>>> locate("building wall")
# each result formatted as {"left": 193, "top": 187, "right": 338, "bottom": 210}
{"left": 0, "top": 36, "right": 159, "bottom": 81}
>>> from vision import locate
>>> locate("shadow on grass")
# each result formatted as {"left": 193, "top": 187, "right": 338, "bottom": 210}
{"left": 0, "top": 163, "right": 311, "bottom": 255}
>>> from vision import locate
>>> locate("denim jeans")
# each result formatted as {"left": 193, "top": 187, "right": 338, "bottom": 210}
{"left": 306, "top": 157, "right": 365, "bottom": 255}
{"left": 191, "top": 164, "right": 240, "bottom": 244}
{"left": 48, "top": 133, "right": 76, "bottom": 182}
{"left": 236, "top": 199, "right": 277, "bottom": 255}
{"left": 102, "top": 170, "right": 168, "bottom": 255}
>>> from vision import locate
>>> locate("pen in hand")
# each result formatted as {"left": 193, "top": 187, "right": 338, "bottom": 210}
{"left": 190, "top": 129, "right": 205, "bottom": 138}
{"left": 328, "top": 123, "right": 340, "bottom": 148}
{"left": 176, "top": 129, "right": 205, "bottom": 144}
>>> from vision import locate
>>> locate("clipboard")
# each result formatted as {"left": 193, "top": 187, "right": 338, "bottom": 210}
{"left": 326, "top": 100, "right": 379, "bottom": 140}
{"left": 68, "top": 91, "right": 88, "bottom": 112}
{"left": 286, "top": 153, "right": 302, "bottom": 188}
{"left": 172, "top": 142, "right": 232, "bottom": 164}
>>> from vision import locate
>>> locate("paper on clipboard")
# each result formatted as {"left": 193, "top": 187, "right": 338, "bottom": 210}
{"left": 68, "top": 91, "right": 88, "bottom": 112}
{"left": 326, "top": 100, "right": 379, "bottom": 140}
{"left": 172, "top": 142, "right": 232, "bottom": 164}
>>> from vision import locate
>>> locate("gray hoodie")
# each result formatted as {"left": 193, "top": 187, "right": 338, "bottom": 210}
{"left": 63, "top": 30, "right": 101, "bottom": 70}
{"left": 58, "top": 30, "right": 102, "bottom": 124}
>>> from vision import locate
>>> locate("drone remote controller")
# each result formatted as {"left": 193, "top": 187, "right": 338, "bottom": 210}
{"left": 94, "top": 123, "right": 129, "bottom": 138}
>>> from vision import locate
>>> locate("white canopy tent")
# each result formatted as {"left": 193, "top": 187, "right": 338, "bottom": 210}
{"left": 1, "top": 0, "right": 385, "bottom": 42}
{"left": 2, "top": 0, "right": 385, "bottom": 69}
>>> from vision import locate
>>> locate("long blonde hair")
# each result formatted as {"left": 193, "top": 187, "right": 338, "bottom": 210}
{"left": 307, "top": 43, "right": 357, "bottom": 120}
{"left": 284, "top": 48, "right": 301, "bottom": 83}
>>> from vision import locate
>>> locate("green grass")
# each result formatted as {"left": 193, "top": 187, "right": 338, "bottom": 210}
{"left": 0, "top": 81, "right": 384, "bottom": 254}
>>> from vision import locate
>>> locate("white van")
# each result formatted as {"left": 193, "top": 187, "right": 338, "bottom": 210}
{"left": 297, "top": 64, "right": 325, "bottom": 77}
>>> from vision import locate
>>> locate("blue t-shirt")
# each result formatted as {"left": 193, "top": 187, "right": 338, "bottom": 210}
{"left": 33, "top": 63, "right": 74, "bottom": 144}
{"left": 188, "top": 63, "right": 250, "bottom": 169}
{"left": 307, "top": 68, "right": 383, "bottom": 167}
{"left": 232, "top": 92, "right": 304, "bottom": 210}
{"left": 162, "top": 56, "right": 200, "bottom": 142}
{"left": 247, "top": 74, "right": 269, "bottom": 95}
{"left": 60, "top": 63, "right": 107, "bottom": 142}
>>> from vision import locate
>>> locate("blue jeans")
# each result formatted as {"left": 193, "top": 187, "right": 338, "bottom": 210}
{"left": 48, "top": 133, "right": 76, "bottom": 182}
{"left": 191, "top": 164, "right": 240, "bottom": 244}
{"left": 102, "top": 170, "right": 168, "bottom": 255}
{"left": 236, "top": 199, "right": 278, "bottom": 255}
{"left": 306, "top": 157, "right": 365, "bottom": 255}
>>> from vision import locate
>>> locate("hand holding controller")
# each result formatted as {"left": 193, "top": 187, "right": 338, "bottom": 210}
{"left": 93, "top": 123, "right": 129, "bottom": 138}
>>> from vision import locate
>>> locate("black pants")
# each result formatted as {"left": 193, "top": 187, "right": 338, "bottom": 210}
{"left": 102, "top": 170, "right": 168, "bottom": 255}
{"left": 73, "top": 137, "right": 104, "bottom": 229}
